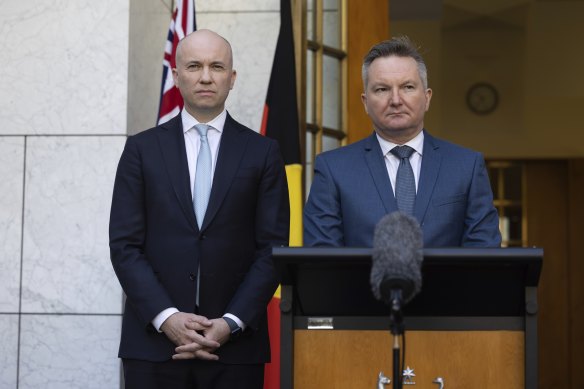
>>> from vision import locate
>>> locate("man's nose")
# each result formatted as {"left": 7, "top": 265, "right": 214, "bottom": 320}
{"left": 200, "top": 66, "right": 212, "bottom": 82}
{"left": 390, "top": 90, "right": 402, "bottom": 105}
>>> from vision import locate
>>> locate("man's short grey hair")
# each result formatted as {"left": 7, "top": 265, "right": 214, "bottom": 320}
{"left": 361, "top": 36, "right": 428, "bottom": 90}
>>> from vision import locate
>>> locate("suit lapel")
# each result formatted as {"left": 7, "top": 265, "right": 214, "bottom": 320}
{"left": 157, "top": 115, "right": 198, "bottom": 231}
{"left": 200, "top": 114, "right": 247, "bottom": 230}
{"left": 415, "top": 130, "right": 441, "bottom": 223}
{"left": 364, "top": 133, "right": 398, "bottom": 214}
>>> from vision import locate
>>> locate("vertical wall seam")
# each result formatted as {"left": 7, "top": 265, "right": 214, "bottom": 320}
{"left": 16, "top": 135, "right": 27, "bottom": 389}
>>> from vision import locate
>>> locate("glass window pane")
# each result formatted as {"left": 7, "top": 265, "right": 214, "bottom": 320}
{"left": 307, "top": 0, "right": 315, "bottom": 41}
{"left": 499, "top": 216, "right": 509, "bottom": 246}
{"left": 322, "top": 55, "right": 341, "bottom": 129}
{"left": 306, "top": 50, "right": 315, "bottom": 124}
{"left": 322, "top": 134, "right": 341, "bottom": 152}
{"left": 323, "top": 0, "right": 340, "bottom": 48}
{"left": 504, "top": 165, "right": 522, "bottom": 201}
{"left": 488, "top": 167, "right": 499, "bottom": 198}
{"left": 506, "top": 207, "right": 523, "bottom": 244}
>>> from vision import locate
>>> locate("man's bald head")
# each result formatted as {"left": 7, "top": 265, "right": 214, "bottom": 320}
{"left": 176, "top": 29, "right": 234, "bottom": 69}
{"left": 172, "top": 29, "right": 237, "bottom": 122}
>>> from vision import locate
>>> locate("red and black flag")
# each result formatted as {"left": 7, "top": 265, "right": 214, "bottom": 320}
{"left": 260, "top": 0, "right": 301, "bottom": 167}
{"left": 261, "top": 0, "right": 302, "bottom": 388}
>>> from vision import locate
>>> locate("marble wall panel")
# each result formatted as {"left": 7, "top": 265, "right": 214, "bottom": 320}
{"left": 128, "top": 0, "right": 174, "bottom": 135}
{"left": 197, "top": 0, "right": 278, "bottom": 12}
{"left": 197, "top": 12, "right": 280, "bottom": 132}
{"left": 0, "top": 315, "right": 18, "bottom": 388}
{"left": 21, "top": 136, "right": 125, "bottom": 314}
{"left": 0, "top": 0, "right": 129, "bottom": 136}
{"left": 0, "top": 138, "right": 24, "bottom": 313}
{"left": 19, "top": 314, "right": 121, "bottom": 389}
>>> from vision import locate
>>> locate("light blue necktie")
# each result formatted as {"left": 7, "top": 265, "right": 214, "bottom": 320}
{"left": 391, "top": 145, "right": 416, "bottom": 215}
{"left": 193, "top": 124, "right": 211, "bottom": 306}
{"left": 193, "top": 124, "right": 212, "bottom": 228}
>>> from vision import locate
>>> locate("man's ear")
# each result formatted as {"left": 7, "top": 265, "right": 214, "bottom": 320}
{"left": 361, "top": 93, "right": 369, "bottom": 115}
{"left": 172, "top": 68, "right": 179, "bottom": 87}
{"left": 425, "top": 88, "right": 432, "bottom": 111}
{"left": 230, "top": 69, "right": 237, "bottom": 90}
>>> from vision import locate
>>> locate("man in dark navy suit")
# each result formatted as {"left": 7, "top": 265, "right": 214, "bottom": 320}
{"left": 304, "top": 36, "right": 500, "bottom": 248}
{"left": 109, "top": 29, "right": 289, "bottom": 389}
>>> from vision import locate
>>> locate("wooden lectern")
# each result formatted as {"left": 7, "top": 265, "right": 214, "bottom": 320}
{"left": 273, "top": 247, "right": 542, "bottom": 389}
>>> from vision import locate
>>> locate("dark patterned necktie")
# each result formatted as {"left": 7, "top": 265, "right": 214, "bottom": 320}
{"left": 390, "top": 145, "right": 416, "bottom": 215}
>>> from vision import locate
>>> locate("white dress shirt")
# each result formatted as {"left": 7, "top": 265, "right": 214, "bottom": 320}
{"left": 152, "top": 109, "right": 244, "bottom": 332}
{"left": 183, "top": 109, "right": 225, "bottom": 192}
{"left": 376, "top": 130, "right": 424, "bottom": 195}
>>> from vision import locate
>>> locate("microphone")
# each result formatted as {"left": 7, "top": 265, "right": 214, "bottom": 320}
{"left": 370, "top": 212, "right": 423, "bottom": 306}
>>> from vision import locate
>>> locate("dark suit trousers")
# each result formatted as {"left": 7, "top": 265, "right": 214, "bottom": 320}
{"left": 123, "top": 358, "right": 264, "bottom": 389}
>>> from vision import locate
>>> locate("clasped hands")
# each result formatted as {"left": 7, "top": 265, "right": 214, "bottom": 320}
{"left": 160, "top": 312, "right": 231, "bottom": 360}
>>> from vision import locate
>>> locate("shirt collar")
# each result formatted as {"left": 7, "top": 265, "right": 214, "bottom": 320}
{"left": 181, "top": 109, "right": 227, "bottom": 134}
{"left": 376, "top": 130, "right": 425, "bottom": 157}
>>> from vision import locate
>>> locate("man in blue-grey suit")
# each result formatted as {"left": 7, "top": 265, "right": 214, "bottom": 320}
{"left": 304, "top": 36, "right": 501, "bottom": 248}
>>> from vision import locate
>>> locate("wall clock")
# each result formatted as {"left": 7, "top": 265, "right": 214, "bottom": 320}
{"left": 466, "top": 82, "right": 499, "bottom": 115}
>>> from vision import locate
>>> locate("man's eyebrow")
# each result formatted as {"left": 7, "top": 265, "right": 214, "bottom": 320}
{"left": 184, "top": 60, "right": 227, "bottom": 66}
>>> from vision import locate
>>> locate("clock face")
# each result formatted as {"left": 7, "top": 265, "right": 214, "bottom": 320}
{"left": 466, "top": 83, "right": 499, "bottom": 115}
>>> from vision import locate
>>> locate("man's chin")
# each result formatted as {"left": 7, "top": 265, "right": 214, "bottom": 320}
{"left": 192, "top": 102, "right": 219, "bottom": 111}
{"left": 375, "top": 125, "right": 421, "bottom": 140}
{"left": 380, "top": 119, "right": 412, "bottom": 132}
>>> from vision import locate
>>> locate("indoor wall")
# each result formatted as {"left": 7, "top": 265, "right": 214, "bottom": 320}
{"left": 390, "top": 0, "right": 584, "bottom": 159}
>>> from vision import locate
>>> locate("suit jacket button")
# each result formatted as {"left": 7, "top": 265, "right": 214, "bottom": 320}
{"left": 189, "top": 273, "right": 196, "bottom": 281}
{"left": 200, "top": 235, "right": 206, "bottom": 240}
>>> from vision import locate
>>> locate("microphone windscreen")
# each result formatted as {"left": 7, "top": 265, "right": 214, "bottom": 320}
{"left": 371, "top": 212, "right": 423, "bottom": 304}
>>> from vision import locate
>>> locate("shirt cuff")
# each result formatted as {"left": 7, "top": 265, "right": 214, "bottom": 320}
{"left": 223, "top": 313, "right": 246, "bottom": 331}
{"left": 152, "top": 307, "right": 179, "bottom": 332}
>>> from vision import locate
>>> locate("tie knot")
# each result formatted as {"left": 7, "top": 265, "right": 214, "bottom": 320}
{"left": 391, "top": 145, "right": 415, "bottom": 160}
{"left": 194, "top": 124, "right": 209, "bottom": 137}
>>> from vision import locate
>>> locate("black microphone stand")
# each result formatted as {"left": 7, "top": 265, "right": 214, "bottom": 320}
{"left": 389, "top": 289, "right": 405, "bottom": 389}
